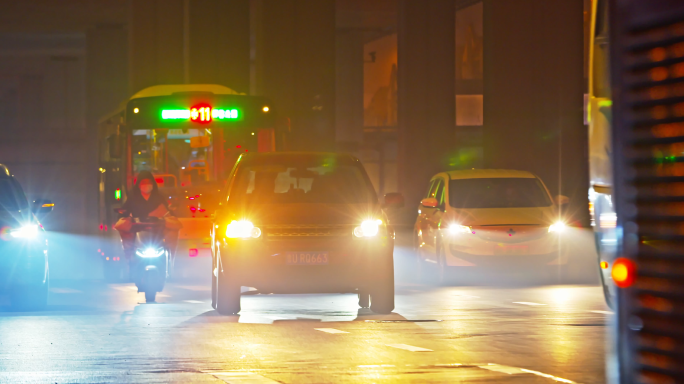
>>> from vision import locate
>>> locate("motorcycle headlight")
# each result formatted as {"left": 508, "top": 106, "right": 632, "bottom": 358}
{"left": 10, "top": 225, "right": 39, "bottom": 239}
{"left": 447, "top": 224, "right": 471, "bottom": 235}
{"left": 354, "top": 219, "right": 382, "bottom": 238}
{"left": 548, "top": 222, "right": 566, "bottom": 233}
{"left": 136, "top": 247, "right": 166, "bottom": 258}
{"left": 225, "top": 220, "right": 261, "bottom": 239}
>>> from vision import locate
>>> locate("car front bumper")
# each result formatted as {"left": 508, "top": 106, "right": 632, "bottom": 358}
{"left": 218, "top": 235, "right": 393, "bottom": 293}
{"left": 444, "top": 233, "right": 567, "bottom": 267}
{"left": 0, "top": 240, "right": 48, "bottom": 290}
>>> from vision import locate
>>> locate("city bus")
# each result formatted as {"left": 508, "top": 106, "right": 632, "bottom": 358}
{"left": 97, "top": 84, "right": 279, "bottom": 280}
{"left": 595, "top": 0, "right": 684, "bottom": 382}
{"left": 588, "top": 0, "right": 617, "bottom": 308}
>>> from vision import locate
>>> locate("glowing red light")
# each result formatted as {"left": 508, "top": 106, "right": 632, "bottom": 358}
{"left": 189, "top": 249, "right": 199, "bottom": 257}
{"left": 104, "top": 225, "right": 108, "bottom": 231}
{"left": 99, "top": 224, "right": 103, "bottom": 231}
{"left": 155, "top": 178, "right": 164, "bottom": 184}
{"left": 236, "top": 145, "right": 241, "bottom": 148}
{"left": 190, "top": 104, "right": 212, "bottom": 123}
{"left": 612, "top": 258, "right": 637, "bottom": 288}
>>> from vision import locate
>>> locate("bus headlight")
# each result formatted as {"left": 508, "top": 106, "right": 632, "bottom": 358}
{"left": 225, "top": 220, "right": 261, "bottom": 239}
{"left": 10, "top": 225, "right": 39, "bottom": 239}
{"left": 548, "top": 222, "right": 566, "bottom": 233}
{"left": 354, "top": 219, "right": 382, "bottom": 238}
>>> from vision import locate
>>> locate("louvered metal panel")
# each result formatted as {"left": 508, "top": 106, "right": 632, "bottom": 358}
{"left": 611, "top": 1, "right": 684, "bottom": 383}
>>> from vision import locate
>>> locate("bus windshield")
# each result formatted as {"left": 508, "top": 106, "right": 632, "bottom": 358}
{"left": 131, "top": 129, "right": 215, "bottom": 187}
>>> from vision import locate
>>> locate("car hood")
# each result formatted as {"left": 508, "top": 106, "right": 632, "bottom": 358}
{"left": 449, "top": 206, "right": 556, "bottom": 226}
{"left": 228, "top": 203, "right": 381, "bottom": 226}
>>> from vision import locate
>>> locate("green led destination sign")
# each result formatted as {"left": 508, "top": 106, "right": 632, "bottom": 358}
{"left": 160, "top": 105, "right": 239, "bottom": 123}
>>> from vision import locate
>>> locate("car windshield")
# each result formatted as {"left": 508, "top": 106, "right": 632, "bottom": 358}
{"left": 0, "top": 179, "right": 29, "bottom": 211}
{"left": 449, "top": 178, "right": 552, "bottom": 208}
{"left": 230, "top": 156, "right": 376, "bottom": 204}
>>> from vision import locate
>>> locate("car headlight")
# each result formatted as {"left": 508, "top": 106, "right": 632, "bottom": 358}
{"left": 10, "top": 224, "right": 39, "bottom": 239}
{"left": 548, "top": 222, "right": 566, "bottom": 233}
{"left": 136, "top": 247, "right": 166, "bottom": 258}
{"left": 447, "top": 224, "right": 471, "bottom": 235}
{"left": 354, "top": 219, "right": 382, "bottom": 238}
{"left": 225, "top": 220, "right": 262, "bottom": 239}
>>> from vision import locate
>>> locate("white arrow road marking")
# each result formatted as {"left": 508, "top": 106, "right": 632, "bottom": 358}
{"left": 314, "top": 328, "right": 349, "bottom": 334}
{"left": 386, "top": 344, "right": 433, "bottom": 352}
{"left": 590, "top": 310, "right": 614, "bottom": 315}
{"left": 478, "top": 364, "right": 577, "bottom": 383}
{"left": 209, "top": 372, "right": 280, "bottom": 384}
{"left": 513, "top": 302, "right": 547, "bottom": 306}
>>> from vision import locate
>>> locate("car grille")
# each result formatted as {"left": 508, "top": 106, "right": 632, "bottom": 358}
{"left": 263, "top": 224, "right": 351, "bottom": 239}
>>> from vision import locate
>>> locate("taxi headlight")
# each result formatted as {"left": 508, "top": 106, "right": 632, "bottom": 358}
{"left": 225, "top": 220, "right": 262, "bottom": 239}
{"left": 548, "top": 222, "right": 566, "bottom": 233}
{"left": 448, "top": 224, "right": 471, "bottom": 235}
{"left": 10, "top": 224, "right": 39, "bottom": 239}
{"left": 354, "top": 219, "right": 382, "bottom": 238}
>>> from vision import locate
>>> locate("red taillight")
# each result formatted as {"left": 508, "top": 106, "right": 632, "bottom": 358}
{"left": 189, "top": 248, "right": 198, "bottom": 257}
{"left": 600, "top": 261, "right": 609, "bottom": 269}
{"left": 612, "top": 258, "right": 637, "bottom": 288}
{"left": 99, "top": 224, "right": 103, "bottom": 231}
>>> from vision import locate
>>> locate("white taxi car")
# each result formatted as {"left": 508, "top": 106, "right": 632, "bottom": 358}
{"left": 414, "top": 169, "right": 569, "bottom": 282}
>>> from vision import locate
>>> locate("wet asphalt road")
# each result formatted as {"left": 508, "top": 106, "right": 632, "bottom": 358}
{"left": 0, "top": 228, "right": 611, "bottom": 384}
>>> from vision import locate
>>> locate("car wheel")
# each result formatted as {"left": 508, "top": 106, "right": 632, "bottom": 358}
{"left": 211, "top": 253, "right": 218, "bottom": 310}
{"left": 216, "top": 258, "right": 241, "bottom": 315}
{"left": 436, "top": 243, "right": 448, "bottom": 285}
{"left": 370, "top": 252, "right": 395, "bottom": 314}
{"left": 10, "top": 275, "right": 48, "bottom": 311}
{"left": 358, "top": 290, "right": 370, "bottom": 308}
{"left": 145, "top": 291, "right": 156, "bottom": 303}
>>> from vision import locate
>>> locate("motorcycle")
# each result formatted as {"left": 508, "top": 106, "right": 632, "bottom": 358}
{"left": 116, "top": 209, "right": 169, "bottom": 302}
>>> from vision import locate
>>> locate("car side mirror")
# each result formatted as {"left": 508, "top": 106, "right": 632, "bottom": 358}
{"left": 420, "top": 197, "right": 439, "bottom": 208}
{"left": 107, "top": 133, "right": 122, "bottom": 159}
{"left": 383, "top": 192, "right": 405, "bottom": 208}
{"left": 554, "top": 195, "right": 570, "bottom": 205}
{"left": 32, "top": 199, "right": 54, "bottom": 215}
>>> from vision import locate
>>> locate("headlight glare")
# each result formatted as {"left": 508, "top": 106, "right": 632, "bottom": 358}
{"left": 354, "top": 219, "right": 381, "bottom": 238}
{"left": 548, "top": 222, "right": 566, "bottom": 233}
{"left": 225, "top": 220, "right": 261, "bottom": 239}
{"left": 136, "top": 247, "right": 165, "bottom": 258}
{"left": 448, "top": 224, "right": 471, "bottom": 235}
{"left": 10, "top": 225, "right": 39, "bottom": 239}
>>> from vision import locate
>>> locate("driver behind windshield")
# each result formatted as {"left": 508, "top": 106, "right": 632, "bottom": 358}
{"left": 114, "top": 171, "right": 181, "bottom": 263}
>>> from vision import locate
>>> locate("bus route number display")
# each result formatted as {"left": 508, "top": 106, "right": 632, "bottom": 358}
{"left": 161, "top": 105, "right": 239, "bottom": 123}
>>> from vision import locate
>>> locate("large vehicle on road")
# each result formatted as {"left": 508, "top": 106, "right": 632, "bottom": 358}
{"left": 414, "top": 169, "right": 569, "bottom": 284}
{"left": 597, "top": 0, "right": 684, "bottom": 382}
{"left": 0, "top": 164, "right": 54, "bottom": 310}
{"left": 588, "top": 0, "right": 618, "bottom": 309}
{"left": 98, "top": 84, "right": 278, "bottom": 280}
{"left": 211, "top": 152, "right": 401, "bottom": 315}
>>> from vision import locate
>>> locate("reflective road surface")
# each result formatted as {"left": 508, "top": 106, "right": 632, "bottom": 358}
{"left": 0, "top": 228, "right": 611, "bottom": 384}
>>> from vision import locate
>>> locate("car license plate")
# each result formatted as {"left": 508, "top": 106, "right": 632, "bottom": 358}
{"left": 286, "top": 252, "right": 329, "bottom": 265}
{"left": 496, "top": 245, "right": 529, "bottom": 255}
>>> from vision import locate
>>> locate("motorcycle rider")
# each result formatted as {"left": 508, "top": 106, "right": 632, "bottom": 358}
{"left": 115, "top": 171, "right": 180, "bottom": 265}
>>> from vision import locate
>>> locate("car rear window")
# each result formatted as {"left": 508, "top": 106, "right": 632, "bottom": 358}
{"left": 230, "top": 156, "right": 376, "bottom": 204}
{"left": 448, "top": 178, "right": 552, "bottom": 208}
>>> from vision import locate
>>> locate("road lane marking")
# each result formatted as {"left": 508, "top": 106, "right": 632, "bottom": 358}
{"left": 176, "top": 285, "right": 211, "bottom": 291}
{"left": 513, "top": 302, "right": 546, "bottom": 306}
{"left": 590, "top": 310, "right": 614, "bottom": 315}
{"left": 386, "top": 344, "right": 433, "bottom": 352}
{"left": 112, "top": 286, "right": 138, "bottom": 292}
{"left": 49, "top": 288, "right": 81, "bottom": 294}
{"left": 314, "top": 328, "right": 349, "bottom": 334}
{"left": 209, "top": 372, "right": 280, "bottom": 384}
{"left": 478, "top": 364, "right": 577, "bottom": 383}
{"left": 184, "top": 300, "right": 205, "bottom": 304}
